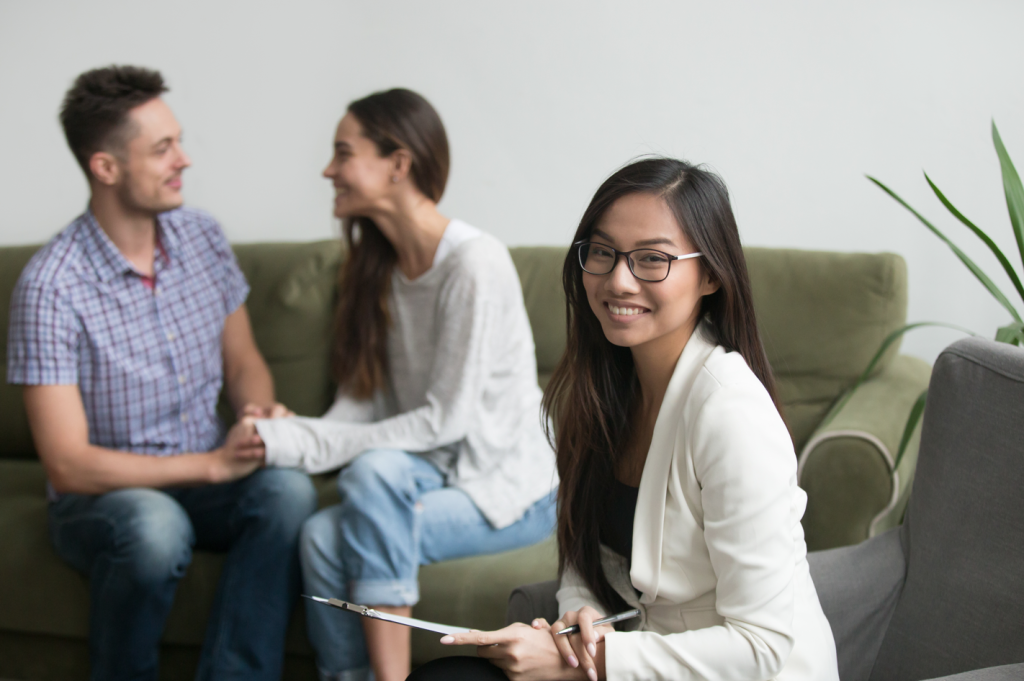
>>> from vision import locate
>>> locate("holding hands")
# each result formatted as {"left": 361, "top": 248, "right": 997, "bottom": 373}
{"left": 209, "top": 400, "right": 290, "bottom": 483}
{"left": 439, "top": 606, "right": 610, "bottom": 681}
{"left": 225, "top": 417, "right": 265, "bottom": 462}
{"left": 238, "top": 402, "right": 294, "bottom": 419}
{"left": 209, "top": 417, "right": 264, "bottom": 483}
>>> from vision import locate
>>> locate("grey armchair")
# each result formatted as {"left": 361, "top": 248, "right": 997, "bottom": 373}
{"left": 809, "top": 337, "right": 1024, "bottom": 681}
{"left": 506, "top": 337, "right": 1024, "bottom": 681}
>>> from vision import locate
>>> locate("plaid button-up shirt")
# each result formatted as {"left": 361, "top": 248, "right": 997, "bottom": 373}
{"left": 7, "top": 207, "right": 249, "bottom": 478}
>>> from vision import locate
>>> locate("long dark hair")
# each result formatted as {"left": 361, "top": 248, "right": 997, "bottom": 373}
{"left": 331, "top": 88, "right": 450, "bottom": 398}
{"left": 542, "top": 157, "right": 782, "bottom": 613}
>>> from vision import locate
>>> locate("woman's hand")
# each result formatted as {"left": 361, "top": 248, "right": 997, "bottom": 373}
{"left": 440, "top": 620, "right": 593, "bottom": 681}
{"left": 550, "top": 607, "right": 612, "bottom": 681}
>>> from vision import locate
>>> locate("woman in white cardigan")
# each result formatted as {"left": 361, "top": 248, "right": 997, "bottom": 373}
{"left": 422, "top": 158, "right": 839, "bottom": 680}
{"left": 237, "top": 89, "right": 558, "bottom": 681}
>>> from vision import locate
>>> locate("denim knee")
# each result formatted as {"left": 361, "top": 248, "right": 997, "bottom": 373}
{"left": 244, "top": 468, "right": 318, "bottom": 536}
{"left": 107, "top": 488, "right": 194, "bottom": 585}
{"left": 300, "top": 506, "right": 341, "bottom": 573}
{"left": 336, "top": 449, "right": 415, "bottom": 507}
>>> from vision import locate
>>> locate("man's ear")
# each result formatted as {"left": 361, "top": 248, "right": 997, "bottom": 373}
{"left": 89, "top": 151, "right": 122, "bottom": 186}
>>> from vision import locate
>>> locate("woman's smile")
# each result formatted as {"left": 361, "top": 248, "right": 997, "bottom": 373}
{"left": 604, "top": 302, "right": 651, "bottom": 319}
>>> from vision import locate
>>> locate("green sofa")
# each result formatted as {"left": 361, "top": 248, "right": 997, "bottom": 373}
{"left": 0, "top": 240, "right": 930, "bottom": 680}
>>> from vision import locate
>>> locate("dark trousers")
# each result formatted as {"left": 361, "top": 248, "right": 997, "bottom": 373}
{"left": 408, "top": 656, "right": 510, "bottom": 681}
{"left": 49, "top": 468, "right": 318, "bottom": 681}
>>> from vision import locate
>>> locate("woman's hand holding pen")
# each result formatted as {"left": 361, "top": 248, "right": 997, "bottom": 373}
{"left": 550, "top": 607, "right": 611, "bottom": 681}
{"left": 440, "top": 620, "right": 596, "bottom": 681}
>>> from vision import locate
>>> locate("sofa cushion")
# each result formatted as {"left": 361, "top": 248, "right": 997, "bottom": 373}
{"left": 745, "top": 248, "right": 908, "bottom": 450}
{"left": 0, "top": 456, "right": 555, "bottom": 666}
{"left": 1, "top": 242, "right": 908, "bottom": 458}
{"left": 508, "top": 247, "right": 569, "bottom": 386}
{"left": 231, "top": 241, "right": 342, "bottom": 419}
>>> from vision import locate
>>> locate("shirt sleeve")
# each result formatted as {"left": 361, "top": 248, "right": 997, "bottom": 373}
{"left": 321, "top": 387, "right": 380, "bottom": 422}
{"left": 6, "top": 280, "right": 80, "bottom": 385}
{"left": 255, "top": 254, "right": 495, "bottom": 472}
{"left": 557, "top": 564, "right": 606, "bottom": 618}
{"left": 200, "top": 213, "right": 249, "bottom": 316}
{"left": 604, "top": 382, "right": 800, "bottom": 681}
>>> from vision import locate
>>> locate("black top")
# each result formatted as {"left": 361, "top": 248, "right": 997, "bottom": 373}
{"left": 600, "top": 478, "right": 640, "bottom": 562}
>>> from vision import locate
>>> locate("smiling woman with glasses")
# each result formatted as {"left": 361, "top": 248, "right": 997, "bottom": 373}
{"left": 416, "top": 157, "right": 839, "bottom": 681}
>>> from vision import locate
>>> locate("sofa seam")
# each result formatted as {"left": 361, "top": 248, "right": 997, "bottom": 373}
{"left": 942, "top": 347, "right": 1024, "bottom": 385}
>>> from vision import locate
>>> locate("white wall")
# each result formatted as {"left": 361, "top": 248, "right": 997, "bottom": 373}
{"left": 2, "top": 0, "right": 1023, "bottom": 364}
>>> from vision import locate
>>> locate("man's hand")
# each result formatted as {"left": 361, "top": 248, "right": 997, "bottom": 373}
{"left": 208, "top": 418, "right": 264, "bottom": 483}
{"left": 225, "top": 417, "right": 266, "bottom": 460}
{"left": 238, "top": 402, "right": 294, "bottom": 419}
{"left": 440, "top": 621, "right": 593, "bottom": 681}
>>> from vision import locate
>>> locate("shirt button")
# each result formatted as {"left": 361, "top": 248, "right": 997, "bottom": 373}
{"left": 166, "top": 332, "right": 175, "bottom": 341}
{"left": 180, "top": 413, "right": 188, "bottom": 423}
{"left": 178, "top": 374, "right": 186, "bottom": 385}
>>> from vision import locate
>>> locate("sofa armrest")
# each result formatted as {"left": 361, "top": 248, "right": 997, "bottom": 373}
{"left": 808, "top": 528, "right": 907, "bottom": 681}
{"left": 798, "top": 354, "right": 932, "bottom": 550}
{"left": 506, "top": 580, "right": 559, "bottom": 626}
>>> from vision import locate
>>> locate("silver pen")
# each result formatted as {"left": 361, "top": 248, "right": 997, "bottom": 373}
{"left": 555, "top": 608, "right": 641, "bottom": 635}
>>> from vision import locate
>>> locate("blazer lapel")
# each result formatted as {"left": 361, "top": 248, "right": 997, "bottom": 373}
{"left": 630, "top": 326, "right": 717, "bottom": 602}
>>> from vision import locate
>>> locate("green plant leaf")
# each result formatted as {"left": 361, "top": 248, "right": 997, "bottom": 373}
{"left": 992, "top": 122, "right": 1024, "bottom": 272}
{"left": 820, "top": 321, "right": 977, "bottom": 429}
{"left": 996, "top": 321, "right": 1024, "bottom": 345}
{"left": 894, "top": 389, "right": 927, "bottom": 471}
{"left": 868, "top": 175, "right": 1022, "bottom": 322}
{"left": 925, "top": 173, "right": 1024, "bottom": 306}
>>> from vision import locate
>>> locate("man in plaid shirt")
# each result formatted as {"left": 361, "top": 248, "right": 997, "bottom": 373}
{"left": 6, "top": 65, "right": 317, "bottom": 681}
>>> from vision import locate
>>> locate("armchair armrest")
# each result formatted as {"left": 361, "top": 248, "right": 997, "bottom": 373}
{"left": 507, "top": 580, "right": 559, "bottom": 626}
{"left": 798, "top": 354, "right": 931, "bottom": 549}
{"left": 808, "top": 528, "right": 907, "bottom": 681}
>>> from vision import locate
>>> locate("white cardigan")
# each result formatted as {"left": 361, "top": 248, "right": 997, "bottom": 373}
{"left": 557, "top": 327, "right": 839, "bottom": 681}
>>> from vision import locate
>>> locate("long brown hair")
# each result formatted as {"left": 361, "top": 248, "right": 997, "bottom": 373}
{"left": 331, "top": 88, "right": 450, "bottom": 398}
{"left": 542, "top": 157, "right": 782, "bottom": 613}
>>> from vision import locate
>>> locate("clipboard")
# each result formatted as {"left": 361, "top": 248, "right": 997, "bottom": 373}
{"left": 304, "top": 596, "right": 472, "bottom": 635}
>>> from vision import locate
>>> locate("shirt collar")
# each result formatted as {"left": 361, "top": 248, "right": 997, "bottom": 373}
{"left": 79, "top": 208, "right": 182, "bottom": 283}
{"left": 155, "top": 210, "right": 184, "bottom": 260}
{"left": 80, "top": 209, "right": 135, "bottom": 283}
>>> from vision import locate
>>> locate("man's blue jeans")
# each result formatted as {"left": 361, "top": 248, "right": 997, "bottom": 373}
{"left": 300, "top": 449, "right": 557, "bottom": 681}
{"left": 48, "top": 468, "right": 318, "bottom": 681}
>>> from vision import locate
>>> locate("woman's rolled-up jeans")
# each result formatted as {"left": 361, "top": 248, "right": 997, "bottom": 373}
{"left": 300, "top": 448, "right": 557, "bottom": 681}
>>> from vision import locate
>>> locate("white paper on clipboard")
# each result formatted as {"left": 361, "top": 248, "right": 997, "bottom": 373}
{"left": 305, "top": 596, "right": 472, "bottom": 635}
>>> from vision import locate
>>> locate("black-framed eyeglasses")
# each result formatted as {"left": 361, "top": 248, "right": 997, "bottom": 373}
{"left": 575, "top": 240, "right": 702, "bottom": 283}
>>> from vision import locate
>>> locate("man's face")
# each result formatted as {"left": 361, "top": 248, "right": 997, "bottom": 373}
{"left": 111, "top": 98, "right": 191, "bottom": 214}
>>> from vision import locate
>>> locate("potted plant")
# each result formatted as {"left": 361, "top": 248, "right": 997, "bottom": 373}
{"left": 828, "top": 122, "right": 1023, "bottom": 468}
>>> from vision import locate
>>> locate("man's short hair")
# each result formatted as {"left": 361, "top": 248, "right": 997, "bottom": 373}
{"left": 59, "top": 65, "right": 168, "bottom": 177}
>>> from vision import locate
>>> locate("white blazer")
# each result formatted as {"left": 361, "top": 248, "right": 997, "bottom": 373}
{"left": 557, "top": 326, "right": 839, "bottom": 681}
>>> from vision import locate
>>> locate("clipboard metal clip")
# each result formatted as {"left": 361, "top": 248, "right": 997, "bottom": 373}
{"left": 302, "top": 595, "right": 472, "bottom": 635}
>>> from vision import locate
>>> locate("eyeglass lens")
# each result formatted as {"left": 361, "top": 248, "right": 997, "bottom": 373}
{"left": 578, "top": 243, "right": 672, "bottom": 282}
